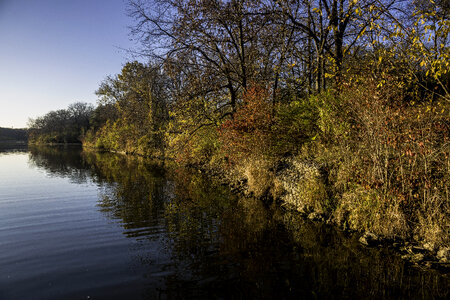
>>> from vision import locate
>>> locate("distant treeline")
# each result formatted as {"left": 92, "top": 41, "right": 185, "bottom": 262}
{"left": 28, "top": 0, "right": 449, "bottom": 250}
{"left": 28, "top": 102, "right": 94, "bottom": 144}
{"left": 0, "top": 127, "right": 27, "bottom": 143}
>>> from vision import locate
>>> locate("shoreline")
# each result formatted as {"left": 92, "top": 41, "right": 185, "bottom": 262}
{"left": 78, "top": 144, "right": 450, "bottom": 273}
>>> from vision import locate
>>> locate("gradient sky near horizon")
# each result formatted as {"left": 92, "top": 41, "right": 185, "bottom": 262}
{"left": 0, "top": 0, "right": 139, "bottom": 128}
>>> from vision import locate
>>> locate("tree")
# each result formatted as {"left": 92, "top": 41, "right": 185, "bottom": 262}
{"left": 28, "top": 102, "right": 94, "bottom": 143}
{"left": 93, "top": 61, "right": 170, "bottom": 154}
{"left": 129, "top": 0, "right": 295, "bottom": 117}
{"left": 276, "top": 0, "right": 401, "bottom": 90}
{"left": 68, "top": 102, "right": 94, "bottom": 133}
{"left": 381, "top": 0, "right": 450, "bottom": 100}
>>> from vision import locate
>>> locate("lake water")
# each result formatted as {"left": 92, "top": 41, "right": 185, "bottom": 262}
{"left": 0, "top": 146, "right": 448, "bottom": 299}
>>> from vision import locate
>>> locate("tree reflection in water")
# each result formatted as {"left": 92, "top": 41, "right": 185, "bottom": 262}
{"left": 27, "top": 146, "right": 449, "bottom": 299}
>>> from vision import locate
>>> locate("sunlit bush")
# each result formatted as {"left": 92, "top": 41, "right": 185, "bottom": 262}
{"left": 219, "top": 85, "right": 273, "bottom": 163}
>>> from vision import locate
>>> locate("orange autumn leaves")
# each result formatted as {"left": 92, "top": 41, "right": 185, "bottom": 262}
{"left": 219, "top": 86, "right": 273, "bottom": 162}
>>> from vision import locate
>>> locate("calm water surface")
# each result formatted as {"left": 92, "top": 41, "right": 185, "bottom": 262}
{"left": 0, "top": 146, "right": 448, "bottom": 299}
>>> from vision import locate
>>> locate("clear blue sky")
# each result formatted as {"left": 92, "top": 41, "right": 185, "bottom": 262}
{"left": 0, "top": 0, "right": 139, "bottom": 128}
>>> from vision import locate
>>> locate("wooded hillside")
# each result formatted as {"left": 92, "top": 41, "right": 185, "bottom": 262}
{"left": 0, "top": 127, "right": 28, "bottom": 143}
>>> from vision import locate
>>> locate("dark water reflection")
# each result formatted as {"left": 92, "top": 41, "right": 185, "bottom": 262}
{"left": 0, "top": 146, "right": 448, "bottom": 299}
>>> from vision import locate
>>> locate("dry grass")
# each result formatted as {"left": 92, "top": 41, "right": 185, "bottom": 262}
{"left": 292, "top": 166, "right": 329, "bottom": 214}
{"left": 416, "top": 191, "right": 450, "bottom": 249}
{"left": 334, "top": 186, "right": 408, "bottom": 239}
{"left": 239, "top": 157, "right": 274, "bottom": 199}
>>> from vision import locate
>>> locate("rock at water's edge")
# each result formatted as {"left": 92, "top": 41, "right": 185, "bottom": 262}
{"left": 437, "top": 247, "right": 450, "bottom": 263}
{"left": 359, "top": 232, "right": 380, "bottom": 246}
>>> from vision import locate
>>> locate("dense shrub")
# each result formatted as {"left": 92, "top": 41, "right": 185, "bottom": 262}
{"left": 306, "top": 79, "right": 449, "bottom": 245}
{"left": 218, "top": 85, "right": 320, "bottom": 162}
{"left": 171, "top": 125, "right": 220, "bottom": 166}
{"left": 219, "top": 86, "right": 273, "bottom": 162}
{"left": 271, "top": 98, "right": 319, "bottom": 156}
